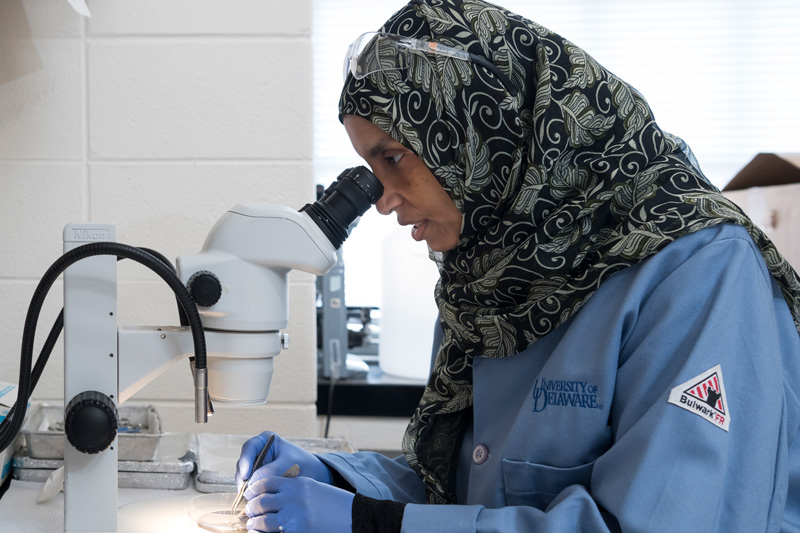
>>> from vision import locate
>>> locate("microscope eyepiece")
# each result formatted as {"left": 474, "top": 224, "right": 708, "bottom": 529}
{"left": 301, "top": 166, "right": 383, "bottom": 249}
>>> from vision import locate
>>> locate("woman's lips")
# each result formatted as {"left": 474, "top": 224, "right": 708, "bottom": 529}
{"left": 411, "top": 220, "right": 427, "bottom": 242}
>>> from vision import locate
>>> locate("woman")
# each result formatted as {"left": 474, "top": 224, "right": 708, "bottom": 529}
{"left": 236, "top": 1, "right": 800, "bottom": 531}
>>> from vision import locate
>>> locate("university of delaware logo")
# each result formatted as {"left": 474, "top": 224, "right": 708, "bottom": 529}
{"left": 668, "top": 364, "right": 730, "bottom": 431}
{"left": 532, "top": 378, "right": 603, "bottom": 413}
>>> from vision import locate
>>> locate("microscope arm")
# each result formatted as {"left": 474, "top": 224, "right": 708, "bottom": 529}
{"left": 117, "top": 327, "right": 281, "bottom": 404}
{"left": 117, "top": 327, "right": 194, "bottom": 404}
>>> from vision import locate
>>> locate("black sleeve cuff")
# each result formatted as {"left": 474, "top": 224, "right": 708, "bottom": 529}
{"left": 329, "top": 466, "right": 355, "bottom": 491}
{"left": 352, "top": 493, "right": 406, "bottom": 533}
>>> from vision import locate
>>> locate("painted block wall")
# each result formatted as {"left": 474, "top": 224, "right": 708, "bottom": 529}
{"left": 0, "top": 0, "right": 319, "bottom": 437}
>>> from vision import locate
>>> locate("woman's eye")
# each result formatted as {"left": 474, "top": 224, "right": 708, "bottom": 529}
{"left": 385, "top": 153, "right": 404, "bottom": 165}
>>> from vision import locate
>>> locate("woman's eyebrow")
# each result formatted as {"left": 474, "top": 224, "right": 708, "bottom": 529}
{"left": 368, "top": 138, "right": 395, "bottom": 159}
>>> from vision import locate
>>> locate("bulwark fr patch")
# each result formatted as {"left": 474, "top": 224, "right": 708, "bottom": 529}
{"left": 668, "top": 364, "right": 730, "bottom": 431}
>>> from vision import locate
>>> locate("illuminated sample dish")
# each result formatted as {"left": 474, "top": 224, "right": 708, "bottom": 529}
{"left": 189, "top": 493, "right": 247, "bottom": 533}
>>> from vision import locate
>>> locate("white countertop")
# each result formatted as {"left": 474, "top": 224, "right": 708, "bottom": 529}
{"left": 0, "top": 478, "right": 205, "bottom": 532}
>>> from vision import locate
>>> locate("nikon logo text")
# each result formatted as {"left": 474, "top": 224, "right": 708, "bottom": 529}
{"left": 71, "top": 229, "right": 110, "bottom": 241}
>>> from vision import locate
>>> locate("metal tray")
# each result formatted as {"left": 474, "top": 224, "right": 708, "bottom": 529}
{"left": 20, "top": 403, "right": 163, "bottom": 461}
{"left": 12, "top": 432, "right": 196, "bottom": 490}
{"left": 13, "top": 465, "right": 193, "bottom": 490}
{"left": 194, "top": 433, "right": 357, "bottom": 493}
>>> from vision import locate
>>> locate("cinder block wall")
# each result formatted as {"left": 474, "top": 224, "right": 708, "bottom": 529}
{"left": 0, "top": 1, "right": 319, "bottom": 437}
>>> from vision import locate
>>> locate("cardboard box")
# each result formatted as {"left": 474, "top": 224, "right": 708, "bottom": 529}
{"left": 0, "top": 381, "right": 21, "bottom": 485}
{"left": 722, "top": 154, "right": 800, "bottom": 271}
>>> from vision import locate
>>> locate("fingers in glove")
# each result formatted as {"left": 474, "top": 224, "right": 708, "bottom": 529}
{"left": 246, "top": 511, "right": 297, "bottom": 533}
{"left": 236, "top": 432, "right": 275, "bottom": 483}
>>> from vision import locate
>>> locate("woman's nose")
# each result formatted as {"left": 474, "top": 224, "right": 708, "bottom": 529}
{"left": 375, "top": 187, "right": 401, "bottom": 216}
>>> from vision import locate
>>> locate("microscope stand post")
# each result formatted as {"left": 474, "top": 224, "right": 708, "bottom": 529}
{"left": 63, "top": 223, "right": 119, "bottom": 532}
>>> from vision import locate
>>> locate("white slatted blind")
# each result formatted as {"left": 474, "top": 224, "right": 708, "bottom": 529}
{"left": 313, "top": 0, "right": 800, "bottom": 307}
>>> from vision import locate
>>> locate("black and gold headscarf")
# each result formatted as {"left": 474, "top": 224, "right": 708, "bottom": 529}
{"left": 339, "top": 0, "right": 800, "bottom": 504}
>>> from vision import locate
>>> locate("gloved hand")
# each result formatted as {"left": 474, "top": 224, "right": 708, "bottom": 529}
{"left": 236, "top": 431, "right": 333, "bottom": 489}
{"left": 243, "top": 476, "right": 354, "bottom": 533}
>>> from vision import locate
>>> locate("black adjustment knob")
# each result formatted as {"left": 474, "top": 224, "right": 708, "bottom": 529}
{"left": 187, "top": 270, "right": 222, "bottom": 307}
{"left": 64, "top": 391, "right": 119, "bottom": 454}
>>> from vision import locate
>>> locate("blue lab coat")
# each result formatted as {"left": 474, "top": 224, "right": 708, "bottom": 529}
{"left": 320, "top": 224, "right": 800, "bottom": 532}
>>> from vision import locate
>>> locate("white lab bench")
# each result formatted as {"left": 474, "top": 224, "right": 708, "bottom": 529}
{"left": 0, "top": 479, "right": 203, "bottom": 532}
{"left": 0, "top": 433, "right": 356, "bottom": 532}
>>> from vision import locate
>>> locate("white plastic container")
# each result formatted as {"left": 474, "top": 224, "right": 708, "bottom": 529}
{"left": 379, "top": 227, "right": 440, "bottom": 380}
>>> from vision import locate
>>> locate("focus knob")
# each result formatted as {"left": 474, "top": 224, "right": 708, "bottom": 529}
{"left": 188, "top": 270, "right": 222, "bottom": 307}
{"left": 64, "top": 391, "right": 119, "bottom": 454}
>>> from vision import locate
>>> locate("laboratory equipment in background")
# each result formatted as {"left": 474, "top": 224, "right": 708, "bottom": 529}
{"left": 315, "top": 182, "right": 374, "bottom": 383}
{"left": 316, "top": 251, "right": 376, "bottom": 381}
{"left": 317, "top": 203, "right": 441, "bottom": 383}
{"left": 379, "top": 226, "right": 440, "bottom": 380}
{"left": 0, "top": 166, "right": 381, "bottom": 532}
{"left": 315, "top": 223, "right": 436, "bottom": 431}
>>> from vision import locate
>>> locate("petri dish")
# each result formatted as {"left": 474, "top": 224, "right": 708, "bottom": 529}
{"left": 188, "top": 493, "right": 248, "bottom": 533}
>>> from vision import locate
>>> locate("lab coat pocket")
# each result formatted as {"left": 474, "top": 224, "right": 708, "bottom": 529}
{"left": 502, "top": 459, "right": 594, "bottom": 510}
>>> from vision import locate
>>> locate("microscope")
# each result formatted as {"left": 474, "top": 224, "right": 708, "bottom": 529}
{"left": 0, "top": 166, "right": 382, "bottom": 532}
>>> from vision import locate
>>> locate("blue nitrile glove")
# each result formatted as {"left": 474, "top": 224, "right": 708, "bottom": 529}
{"left": 243, "top": 476, "right": 354, "bottom": 533}
{"left": 235, "top": 431, "right": 333, "bottom": 489}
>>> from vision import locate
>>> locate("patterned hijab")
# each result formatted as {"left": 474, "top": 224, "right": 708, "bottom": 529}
{"left": 339, "top": 0, "right": 800, "bottom": 504}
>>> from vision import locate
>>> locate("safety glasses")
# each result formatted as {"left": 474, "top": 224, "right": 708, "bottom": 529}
{"left": 343, "top": 31, "right": 517, "bottom": 96}
{"left": 343, "top": 32, "right": 470, "bottom": 81}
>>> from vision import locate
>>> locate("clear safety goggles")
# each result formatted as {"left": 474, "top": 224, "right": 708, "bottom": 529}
{"left": 343, "top": 32, "right": 471, "bottom": 81}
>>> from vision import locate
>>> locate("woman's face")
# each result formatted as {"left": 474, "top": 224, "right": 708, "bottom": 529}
{"left": 343, "top": 114, "right": 463, "bottom": 252}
